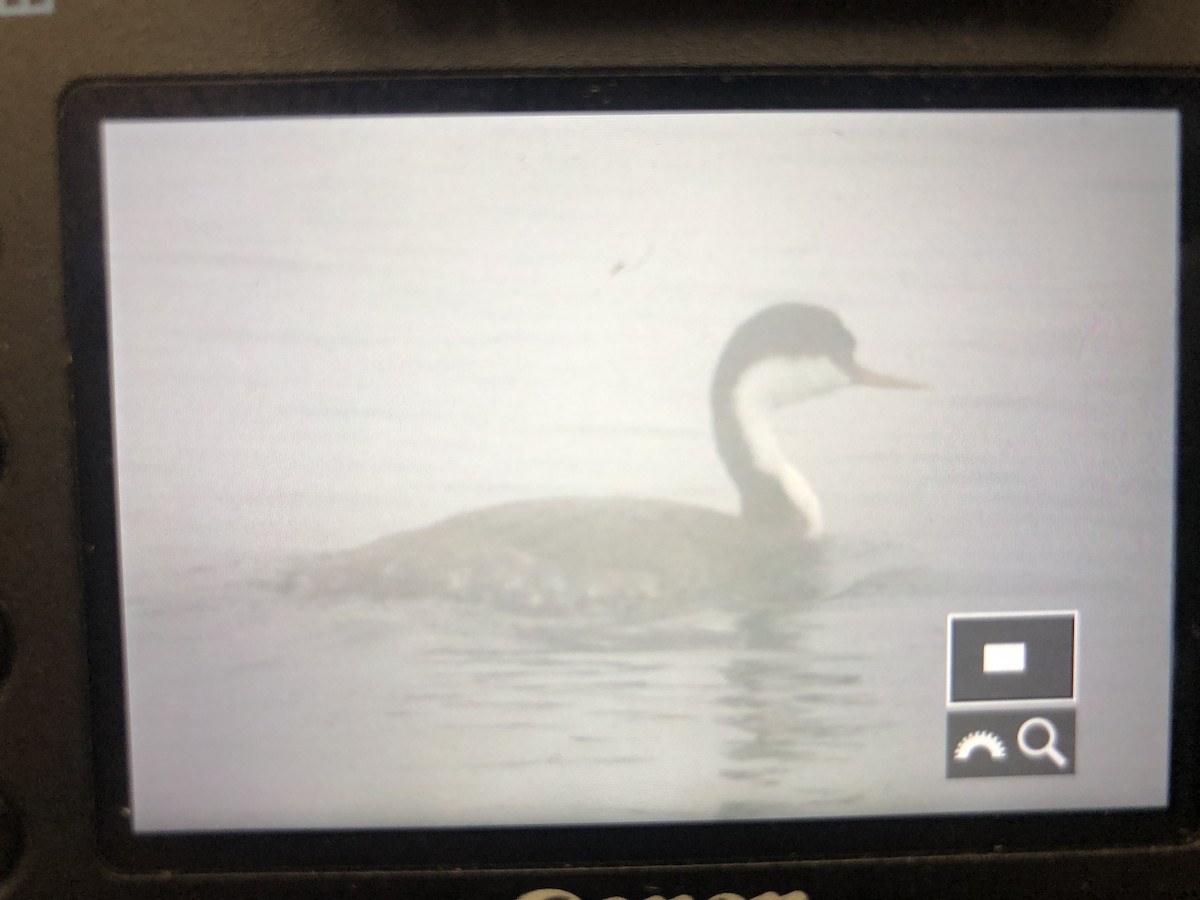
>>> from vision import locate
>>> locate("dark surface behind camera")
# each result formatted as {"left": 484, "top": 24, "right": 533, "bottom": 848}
{"left": 2, "top": 2, "right": 1200, "bottom": 898}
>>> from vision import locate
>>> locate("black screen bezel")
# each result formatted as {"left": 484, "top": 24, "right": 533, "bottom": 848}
{"left": 59, "top": 71, "right": 1200, "bottom": 875}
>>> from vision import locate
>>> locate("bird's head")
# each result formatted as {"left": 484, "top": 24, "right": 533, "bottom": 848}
{"left": 715, "top": 303, "right": 923, "bottom": 409}
{"left": 712, "top": 303, "right": 924, "bottom": 538}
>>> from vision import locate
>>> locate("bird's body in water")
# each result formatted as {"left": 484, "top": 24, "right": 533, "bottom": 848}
{"left": 291, "top": 304, "right": 919, "bottom": 609}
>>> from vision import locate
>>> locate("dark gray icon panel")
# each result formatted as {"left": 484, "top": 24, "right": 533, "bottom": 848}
{"left": 949, "top": 613, "right": 1075, "bottom": 703}
{"left": 947, "top": 708, "right": 1076, "bottom": 778}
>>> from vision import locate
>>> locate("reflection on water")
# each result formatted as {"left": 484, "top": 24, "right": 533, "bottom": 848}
{"left": 126, "top": 539, "right": 917, "bottom": 830}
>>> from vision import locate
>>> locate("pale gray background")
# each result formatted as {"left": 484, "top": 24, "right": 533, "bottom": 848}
{"left": 102, "top": 111, "right": 1178, "bottom": 832}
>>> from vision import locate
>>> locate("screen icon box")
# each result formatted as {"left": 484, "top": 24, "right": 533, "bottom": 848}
{"left": 947, "top": 708, "right": 1077, "bottom": 778}
{"left": 949, "top": 613, "right": 1076, "bottom": 703}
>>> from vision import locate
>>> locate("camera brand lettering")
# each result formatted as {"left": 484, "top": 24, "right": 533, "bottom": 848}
{"left": 516, "top": 890, "right": 809, "bottom": 900}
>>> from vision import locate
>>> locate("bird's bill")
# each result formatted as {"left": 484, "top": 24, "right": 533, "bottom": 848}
{"left": 846, "top": 359, "right": 927, "bottom": 390}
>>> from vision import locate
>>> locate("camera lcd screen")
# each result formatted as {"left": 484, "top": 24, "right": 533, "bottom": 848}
{"left": 84, "top": 89, "right": 1180, "bottom": 840}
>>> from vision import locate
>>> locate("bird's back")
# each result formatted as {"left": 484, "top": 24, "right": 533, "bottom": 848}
{"left": 288, "top": 497, "right": 815, "bottom": 611}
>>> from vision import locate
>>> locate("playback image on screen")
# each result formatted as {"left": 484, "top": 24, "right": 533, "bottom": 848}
{"left": 100, "top": 109, "right": 1177, "bottom": 832}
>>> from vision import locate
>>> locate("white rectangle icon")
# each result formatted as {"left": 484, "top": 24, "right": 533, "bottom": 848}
{"left": 982, "top": 642, "right": 1027, "bottom": 674}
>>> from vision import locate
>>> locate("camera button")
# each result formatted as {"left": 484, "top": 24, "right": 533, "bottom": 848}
{"left": 0, "top": 793, "right": 21, "bottom": 884}
{"left": 0, "top": 606, "right": 9, "bottom": 688}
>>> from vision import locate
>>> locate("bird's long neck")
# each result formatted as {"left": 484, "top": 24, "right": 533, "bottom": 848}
{"left": 711, "top": 359, "right": 825, "bottom": 537}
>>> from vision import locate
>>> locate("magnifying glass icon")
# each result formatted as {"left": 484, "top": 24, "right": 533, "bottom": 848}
{"left": 1017, "top": 717, "right": 1069, "bottom": 770}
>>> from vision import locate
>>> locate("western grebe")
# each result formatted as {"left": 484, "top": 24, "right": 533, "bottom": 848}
{"left": 291, "top": 304, "right": 919, "bottom": 608}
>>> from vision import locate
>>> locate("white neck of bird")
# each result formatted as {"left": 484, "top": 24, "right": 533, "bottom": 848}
{"left": 731, "top": 356, "right": 852, "bottom": 538}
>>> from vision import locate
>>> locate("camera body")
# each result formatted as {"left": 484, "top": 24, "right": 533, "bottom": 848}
{"left": 3, "top": 5, "right": 1200, "bottom": 899}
